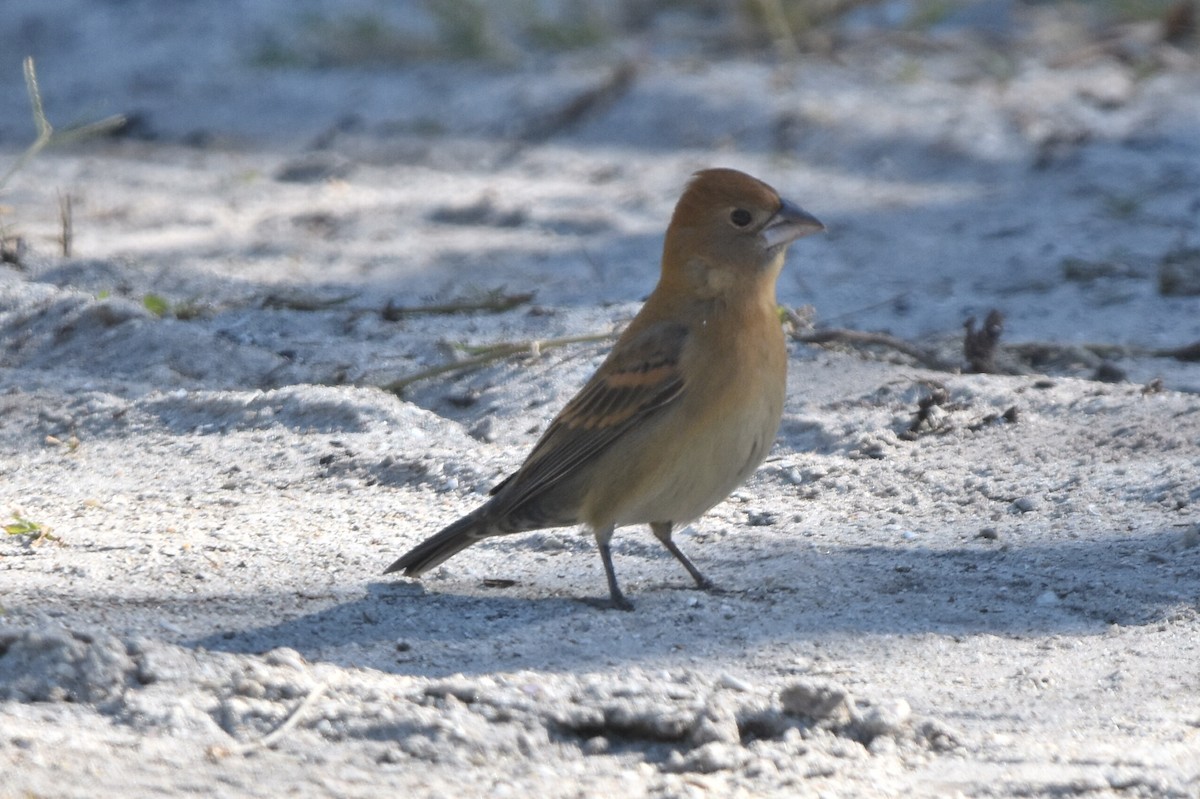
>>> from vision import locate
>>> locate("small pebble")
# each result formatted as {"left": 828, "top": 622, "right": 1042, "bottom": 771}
{"left": 533, "top": 533, "right": 567, "bottom": 551}
{"left": 1035, "top": 590, "right": 1060, "bottom": 606}
{"left": 690, "top": 695, "right": 740, "bottom": 746}
{"left": 1159, "top": 247, "right": 1200, "bottom": 296}
{"left": 665, "top": 741, "right": 744, "bottom": 774}
{"left": 851, "top": 698, "right": 912, "bottom": 741}
{"left": 717, "top": 673, "right": 753, "bottom": 693}
{"left": 263, "top": 647, "right": 306, "bottom": 670}
{"left": 779, "top": 679, "right": 851, "bottom": 723}
{"left": 582, "top": 736, "right": 609, "bottom": 755}
{"left": 1011, "top": 496, "right": 1038, "bottom": 513}
{"left": 469, "top": 417, "right": 497, "bottom": 443}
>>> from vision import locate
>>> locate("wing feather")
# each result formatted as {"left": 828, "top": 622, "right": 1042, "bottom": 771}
{"left": 489, "top": 321, "right": 689, "bottom": 526}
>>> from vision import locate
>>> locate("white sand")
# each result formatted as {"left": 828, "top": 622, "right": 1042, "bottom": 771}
{"left": 2, "top": 3, "right": 1199, "bottom": 797}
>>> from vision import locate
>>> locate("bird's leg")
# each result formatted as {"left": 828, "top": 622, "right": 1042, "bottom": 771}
{"left": 592, "top": 525, "right": 634, "bottom": 611}
{"left": 650, "top": 521, "right": 715, "bottom": 591}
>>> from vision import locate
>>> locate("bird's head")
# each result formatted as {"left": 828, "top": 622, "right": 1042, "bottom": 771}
{"left": 661, "top": 168, "right": 823, "bottom": 299}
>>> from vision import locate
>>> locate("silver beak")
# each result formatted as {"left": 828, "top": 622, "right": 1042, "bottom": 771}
{"left": 761, "top": 198, "right": 825, "bottom": 250}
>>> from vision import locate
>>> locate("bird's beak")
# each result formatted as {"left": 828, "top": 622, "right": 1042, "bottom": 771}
{"left": 761, "top": 198, "right": 825, "bottom": 250}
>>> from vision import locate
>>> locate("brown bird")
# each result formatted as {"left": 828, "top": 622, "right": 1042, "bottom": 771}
{"left": 385, "top": 168, "right": 824, "bottom": 609}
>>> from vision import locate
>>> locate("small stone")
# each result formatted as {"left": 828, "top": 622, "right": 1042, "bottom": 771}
{"left": 1159, "top": 247, "right": 1200, "bottom": 296}
{"left": 666, "top": 741, "right": 745, "bottom": 774}
{"left": 850, "top": 698, "right": 911, "bottom": 742}
{"left": 1092, "top": 362, "right": 1126, "bottom": 383}
{"left": 1035, "top": 590, "right": 1060, "bottom": 607}
{"left": 275, "top": 153, "right": 354, "bottom": 183}
{"left": 916, "top": 718, "right": 965, "bottom": 752}
{"left": 782, "top": 468, "right": 804, "bottom": 485}
{"left": 852, "top": 435, "right": 888, "bottom": 460}
{"left": 977, "top": 527, "right": 999, "bottom": 540}
{"left": 717, "top": 673, "right": 753, "bottom": 693}
{"left": 1178, "top": 526, "right": 1199, "bottom": 551}
{"left": 582, "top": 736, "right": 609, "bottom": 755}
{"left": 377, "top": 745, "right": 406, "bottom": 764}
{"left": 469, "top": 417, "right": 497, "bottom": 443}
{"left": 736, "top": 697, "right": 789, "bottom": 740}
{"left": 233, "top": 675, "right": 266, "bottom": 699}
{"left": 779, "top": 679, "right": 851, "bottom": 723}
{"left": 690, "top": 694, "right": 740, "bottom": 746}
{"left": 1011, "top": 496, "right": 1038, "bottom": 513}
{"left": 425, "top": 678, "right": 481, "bottom": 704}
{"left": 532, "top": 533, "right": 567, "bottom": 551}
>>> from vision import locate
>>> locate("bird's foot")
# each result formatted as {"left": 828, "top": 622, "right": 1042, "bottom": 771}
{"left": 697, "top": 579, "right": 734, "bottom": 596}
{"left": 579, "top": 594, "right": 635, "bottom": 612}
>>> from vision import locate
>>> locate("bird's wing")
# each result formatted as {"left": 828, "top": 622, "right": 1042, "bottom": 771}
{"left": 488, "top": 320, "right": 689, "bottom": 523}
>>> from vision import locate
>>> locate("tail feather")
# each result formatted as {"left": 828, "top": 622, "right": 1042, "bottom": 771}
{"left": 384, "top": 507, "right": 493, "bottom": 577}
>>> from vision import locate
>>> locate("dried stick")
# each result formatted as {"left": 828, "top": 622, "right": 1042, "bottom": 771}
{"left": 1, "top": 57, "right": 125, "bottom": 191}
{"left": 788, "top": 315, "right": 957, "bottom": 371}
{"left": 58, "top": 192, "right": 73, "bottom": 257}
{"left": 381, "top": 331, "right": 613, "bottom": 395}
{"left": 518, "top": 61, "right": 637, "bottom": 143}
{"left": 0, "top": 58, "right": 53, "bottom": 191}
{"left": 208, "top": 681, "right": 331, "bottom": 759}
{"left": 383, "top": 290, "right": 534, "bottom": 320}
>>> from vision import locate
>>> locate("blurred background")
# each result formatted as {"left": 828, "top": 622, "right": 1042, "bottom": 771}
{"left": 2, "top": 0, "right": 1198, "bottom": 391}
{"left": 3, "top": 0, "right": 1196, "bottom": 143}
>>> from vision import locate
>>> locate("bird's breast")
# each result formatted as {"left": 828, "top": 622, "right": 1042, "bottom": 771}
{"left": 583, "top": 309, "right": 787, "bottom": 529}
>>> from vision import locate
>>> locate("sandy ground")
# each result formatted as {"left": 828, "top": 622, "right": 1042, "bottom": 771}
{"left": 2, "top": 2, "right": 1199, "bottom": 797}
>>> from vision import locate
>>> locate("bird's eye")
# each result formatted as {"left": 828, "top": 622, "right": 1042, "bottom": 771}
{"left": 730, "top": 208, "right": 753, "bottom": 228}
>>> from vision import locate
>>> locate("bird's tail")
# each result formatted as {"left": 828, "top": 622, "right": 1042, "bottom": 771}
{"left": 384, "top": 506, "right": 493, "bottom": 577}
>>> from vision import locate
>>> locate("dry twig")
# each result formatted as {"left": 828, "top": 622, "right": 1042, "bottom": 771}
{"left": 207, "top": 681, "right": 331, "bottom": 759}
{"left": 963, "top": 310, "right": 1004, "bottom": 373}
{"left": 58, "top": 191, "right": 73, "bottom": 258}
{"left": 518, "top": 60, "right": 637, "bottom": 144}
{"left": 383, "top": 290, "right": 534, "bottom": 320}
{"left": 381, "top": 331, "right": 614, "bottom": 395}
{"left": 0, "top": 57, "right": 125, "bottom": 191}
{"left": 0, "top": 58, "right": 53, "bottom": 191}
{"left": 787, "top": 319, "right": 956, "bottom": 371}
{"left": 787, "top": 306, "right": 1200, "bottom": 379}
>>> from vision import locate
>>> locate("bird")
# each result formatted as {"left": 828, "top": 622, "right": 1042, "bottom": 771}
{"left": 385, "top": 168, "right": 824, "bottom": 609}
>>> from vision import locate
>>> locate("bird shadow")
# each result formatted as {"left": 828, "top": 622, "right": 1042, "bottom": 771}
{"left": 191, "top": 526, "right": 1198, "bottom": 678}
